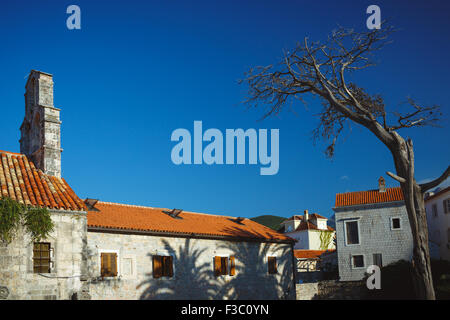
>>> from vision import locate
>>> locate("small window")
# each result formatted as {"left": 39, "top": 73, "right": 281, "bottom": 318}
{"left": 101, "top": 252, "right": 118, "bottom": 277}
{"left": 447, "top": 229, "right": 450, "bottom": 243}
{"left": 391, "top": 218, "right": 401, "bottom": 230}
{"left": 432, "top": 204, "right": 438, "bottom": 217}
{"left": 373, "top": 253, "right": 383, "bottom": 268}
{"left": 345, "top": 221, "right": 360, "bottom": 245}
{"left": 214, "top": 256, "right": 235, "bottom": 276}
{"left": 153, "top": 255, "right": 174, "bottom": 278}
{"left": 33, "top": 243, "right": 51, "bottom": 273}
{"left": 352, "top": 255, "right": 364, "bottom": 268}
{"left": 268, "top": 256, "right": 277, "bottom": 274}
{"left": 444, "top": 199, "right": 450, "bottom": 214}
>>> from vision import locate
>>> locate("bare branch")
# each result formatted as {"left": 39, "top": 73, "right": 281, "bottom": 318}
{"left": 389, "top": 98, "right": 442, "bottom": 131}
{"left": 420, "top": 166, "right": 450, "bottom": 192}
{"left": 386, "top": 171, "right": 406, "bottom": 183}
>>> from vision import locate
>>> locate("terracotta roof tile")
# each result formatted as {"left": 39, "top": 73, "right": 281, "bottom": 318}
{"left": 87, "top": 201, "right": 295, "bottom": 243}
{"left": 295, "top": 221, "right": 334, "bottom": 232}
{"left": 0, "top": 150, "right": 85, "bottom": 211}
{"left": 294, "top": 250, "right": 335, "bottom": 259}
{"left": 335, "top": 187, "right": 404, "bottom": 208}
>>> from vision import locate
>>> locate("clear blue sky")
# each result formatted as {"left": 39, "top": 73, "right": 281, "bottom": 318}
{"left": 0, "top": 0, "right": 449, "bottom": 219}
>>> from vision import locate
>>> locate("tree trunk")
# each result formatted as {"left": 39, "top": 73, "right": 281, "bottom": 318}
{"left": 391, "top": 135, "right": 435, "bottom": 299}
{"left": 400, "top": 181, "right": 436, "bottom": 299}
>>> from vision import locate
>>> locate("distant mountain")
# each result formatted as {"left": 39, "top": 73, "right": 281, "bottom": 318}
{"left": 251, "top": 215, "right": 287, "bottom": 231}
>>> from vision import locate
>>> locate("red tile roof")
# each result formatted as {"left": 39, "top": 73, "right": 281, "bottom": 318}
{"left": 281, "top": 215, "right": 334, "bottom": 232}
{"left": 294, "top": 249, "right": 335, "bottom": 259}
{"left": 87, "top": 201, "right": 294, "bottom": 243}
{"left": 295, "top": 221, "right": 334, "bottom": 232}
{"left": 0, "top": 150, "right": 85, "bottom": 211}
{"left": 335, "top": 187, "right": 404, "bottom": 208}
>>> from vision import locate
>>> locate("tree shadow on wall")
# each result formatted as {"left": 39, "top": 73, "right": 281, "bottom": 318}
{"left": 217, "top": 225, "right": 295, "bottom": 300}
{"left": 137, "top": 238, "right": 225, "bottom": 300}
{"left": 136, "top": 223, "right": 295, "bottom": 300}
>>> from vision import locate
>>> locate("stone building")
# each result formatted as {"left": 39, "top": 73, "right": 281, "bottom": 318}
{"left": 333, "top": 177, "right": 413, "bottom": 281}
{"left": 0, "top": 70, "right": 296, "bottom": 300}
{"left": 425, "top": 186, "right": 450, "bottom": 261}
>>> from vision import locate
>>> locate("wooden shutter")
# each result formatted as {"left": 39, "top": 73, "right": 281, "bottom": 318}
{"left": 221, "top": 257, "right": 228, "bottom": 275}
{"left": 153, "top": 255, "right": 163, "bottom": 278}
{"left": 161, "top": 256, "right": 173, "bottom": 277}
{"left": 229, "top": 256, "right": 236, "bottom": 276}
{"left": 268, "top": 256, "right": 277, "bottom": 274}
{"left": 167, "top": 256, "right": 174, "bottom": 277}
{"left": 101, "top": 253, "right": 109, "bottom": 277}
{"left": 111, "top": 253, "right": 118, "bottom": 276}
{"left": 101, "top": 253, "right": 117, "bottom": 277}
{"left": 214, "top": 256, "right": 222, "bottom": 276}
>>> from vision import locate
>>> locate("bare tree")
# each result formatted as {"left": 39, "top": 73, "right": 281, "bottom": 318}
{"left": 240, "top": 25, "right": 449, "bottom": 299}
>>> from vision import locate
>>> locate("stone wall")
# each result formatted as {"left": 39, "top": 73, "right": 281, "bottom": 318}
{"left": 0, "top": 210, "right": 87, "bottom": 300}
{"left": 296, "top": 280, "right": 365, "bottom": 300}
{"left": 85, "top": 231, "right": 296, "bottom": 300}
{"left": 334, "top": 202, "right": 413, "bottom": 281}
{"left": 296, "top": 282, "right": 318, "bottom": 300}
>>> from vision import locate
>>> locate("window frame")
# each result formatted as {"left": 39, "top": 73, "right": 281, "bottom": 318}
{"left": 390, "top": 217, "right": 402, "bottom": 230}
{"left": 344, "top": 219, "right": 361, "bottom": 246}
{"left": 351, "top": 254, "right": 365, "bottom": 269}
{"left": 213, "top": 254, "right": 236, "bottom": 277}
{"left": 267, "top": 255, "right": 278, "bottom": 275}
{"left": 373, "top": 253, "right": 383, "bottom": 268}
{"left": 98, "top": 249, "right": 120, "bottom": 278}
{"left": 152, "top": 254, "right": 174, "bottom": 279}
{"left": 444, "top": 198, "right": 450, "bottom": 214}
{"left": 33, "top": 242, "right": 53, "bottom": 274}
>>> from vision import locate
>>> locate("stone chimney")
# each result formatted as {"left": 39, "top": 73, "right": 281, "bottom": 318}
{"left": 20, "top": 70, "right": 62, "bottom": 177}
{"left": 303, "top": 209, "right": 309, "bottom": 222}
{"left": 378, "top": 176, "right": 386, "bottom": 193}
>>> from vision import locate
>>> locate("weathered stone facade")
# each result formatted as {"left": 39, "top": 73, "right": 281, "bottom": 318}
{"left": 296, "top": 280, "right": 366, "bottom": 300}
{"left": 20, "top": 70, "right": 62, "bottom": 178}
{"left": 85, "top": 231, "right": 296, "bottom": 300}
{"left": 334, "top": 202, "right": 413, "bottom": 281}
{"left": 0, "top": 210, "right": 87, "bottom": 300}
{"left": 0, "top": 70, "right": 297, "bottom": 300}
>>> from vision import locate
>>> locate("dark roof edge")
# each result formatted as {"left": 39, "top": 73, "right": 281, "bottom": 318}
{"left": 87, "top": 226, "right": 295, "bottom": 244}
{"left": 333, "top": 200, "right": 405, "bottom": 211}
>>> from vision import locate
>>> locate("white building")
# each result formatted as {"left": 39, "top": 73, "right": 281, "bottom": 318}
{"left": 279, "top": 210, "right": 335, "bottom": 251}
{"left": 425, "top": 186, "right": 450, "bottom": 261}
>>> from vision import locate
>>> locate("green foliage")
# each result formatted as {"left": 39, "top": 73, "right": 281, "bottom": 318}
{"left": 319, "top": 230, "right": 333, "bottom": 250}
{"left": 0, "top": 197, "right": 24, "bottom": 243}
{"left": 250, "top": 215, "right": 286, "bottom": 231}
{"left": 0, "top": 197, "right": 54, "bottom": 244}
{"left": 24, "top": 206, "right": 54, "bottom": 242}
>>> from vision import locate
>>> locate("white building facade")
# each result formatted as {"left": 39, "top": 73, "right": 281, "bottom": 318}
{"left": 425, "top": 186, "right": 450, "bottom": 261}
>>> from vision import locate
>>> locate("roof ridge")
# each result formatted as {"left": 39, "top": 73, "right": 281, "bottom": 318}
{"left": 96, "top": 201, "right": 241, "bottom": 219}
{"left": 336, "top": 186, "right": 401, "bottom": 195}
